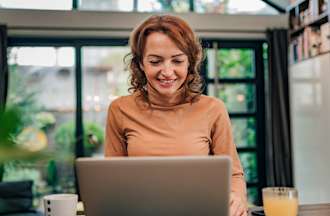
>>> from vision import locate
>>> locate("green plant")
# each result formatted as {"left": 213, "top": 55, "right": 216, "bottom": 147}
{"left": 0, "top": 106, "right": 49, "bottom": 180}
{"left": 54, "top": 121, "right": 104, "bottom": 156}
{"left": 35, "top": 112, "right": 56, "bottom": 130}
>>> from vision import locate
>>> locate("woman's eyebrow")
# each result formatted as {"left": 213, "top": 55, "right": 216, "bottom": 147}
{"left": 146, "top": 54, "right": 162, "bottom": 58}
{"left": 146, "top": 53, "right": 185, "bottom": 58}
{"left": 171, "top": 53, "right": 185, "bottom": 58}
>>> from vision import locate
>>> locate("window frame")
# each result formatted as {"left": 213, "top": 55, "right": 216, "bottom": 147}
{"left": 8, "top": 36, "right": 267, "bottom": 205}
{"left": 201, "top": 39, "right": 266, "bottom": 204}
{"left": 71, "top": 0, "right": 285, "bottom": 13}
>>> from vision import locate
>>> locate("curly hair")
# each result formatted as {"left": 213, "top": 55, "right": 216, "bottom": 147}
{"left": 125, "top": 15, "right": 204, "bottom": 103}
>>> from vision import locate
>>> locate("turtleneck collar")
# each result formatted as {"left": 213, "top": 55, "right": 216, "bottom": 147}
{"left": 146, "top": 83, "right": 187, "bottom": 107}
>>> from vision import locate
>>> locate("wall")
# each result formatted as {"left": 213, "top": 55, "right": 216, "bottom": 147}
{"left": 0, "top": 9, "right": 288, "bottom": 39}
{"left": 290, "top": 52, "right": 330, "bottom": 204}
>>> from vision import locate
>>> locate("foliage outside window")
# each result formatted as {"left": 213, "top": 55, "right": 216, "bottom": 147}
{"left": 205, "top": 45, "right": 261, "bottom": 204}
{"left": 3, "top": 47, "right": 80, "bottom": 207}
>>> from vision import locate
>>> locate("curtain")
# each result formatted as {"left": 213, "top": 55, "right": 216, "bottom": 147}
{"left": 265, "top": 29, "right": 293, "bottom": 187}
{"left": 0, "top": 25, "right": 7, "bottom": 181}
{"left": 0, "top": 25, "right": 8, "bottom": 110}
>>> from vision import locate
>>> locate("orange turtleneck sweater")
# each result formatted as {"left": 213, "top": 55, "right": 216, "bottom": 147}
{"left": 105, "top": 86, "right": 247, "bottom": 203}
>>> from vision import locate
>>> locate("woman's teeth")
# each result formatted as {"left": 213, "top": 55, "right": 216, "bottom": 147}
{"left": 159, "top": 79, "right": 175, "bottom": 84}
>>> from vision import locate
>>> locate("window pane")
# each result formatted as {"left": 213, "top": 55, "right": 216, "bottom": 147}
{"left": 79, "top": 0, "right": 134, "bottom": 11}
{"left": 239, "top": 152, "right": 258, "bottom": 183}
{"left": 0, "top": 0, "right": 72, "bottom": 10}
{"left": 231, "top": 118, "right": 256, "bottom": 148}
{"left": 82, "top": 46, "right": 130, "bottom": 157}
{"left": 208, "top": 83, "right": 255, "bottom": 113}
{"left": 247, "top": 187, "right": 258, "bottom": 205}
{"left": 5, "top": 47, "right": 76, "bottom": 205}
{"left": 195, "top": 0, "right": 278, "bottom": 14}
{"left": 138, "top": 0, "right": 190, "bottom": 12}
{"left": 207, "top": 48, "right": 255, "bottom": 79}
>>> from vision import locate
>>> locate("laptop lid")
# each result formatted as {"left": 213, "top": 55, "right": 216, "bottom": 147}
{"left": 76, "top": 156, "right": 231, "bottom": 216}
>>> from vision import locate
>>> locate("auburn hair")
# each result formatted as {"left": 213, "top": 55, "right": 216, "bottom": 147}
{"left": 126, "top": 15, "right": 204, "bottom": 103}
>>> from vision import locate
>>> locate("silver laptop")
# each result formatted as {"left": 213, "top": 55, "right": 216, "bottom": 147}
{"left": 76, "top": 156, "right": 231, "bottom": 216}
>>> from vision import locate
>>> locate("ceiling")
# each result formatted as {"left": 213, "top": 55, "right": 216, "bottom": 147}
{"left": 263, "top": 0, "right": 291, "bottom": 11}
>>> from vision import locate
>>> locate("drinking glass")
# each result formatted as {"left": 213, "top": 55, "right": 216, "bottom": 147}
{"left": 262, "top": 187, "right": 298, "bottom": 216}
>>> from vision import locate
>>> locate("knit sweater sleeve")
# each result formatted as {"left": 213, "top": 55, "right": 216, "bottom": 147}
{"left": 209, "top": 99, "right": 247, "bottom": 205}
{"left": 104, "top": 98, "right": 127, "bottom": 156}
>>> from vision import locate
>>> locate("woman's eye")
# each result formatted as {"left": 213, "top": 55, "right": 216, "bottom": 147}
{"left": 173, "top": 60, "right": 184, "bottom": 64}
{"left": 149, "top": 61, "right": 161, "bottom": 65}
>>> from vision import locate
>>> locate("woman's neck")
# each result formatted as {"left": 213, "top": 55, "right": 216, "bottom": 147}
{"left": 146, "top": 84, "right": 186, "bottom": 107}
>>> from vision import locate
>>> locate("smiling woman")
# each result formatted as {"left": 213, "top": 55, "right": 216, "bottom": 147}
{"left": 105, "top": 15, "right": 248, "bottom": 216}
{"left": 141, "top": 32, "right": 189, "bottom": 99}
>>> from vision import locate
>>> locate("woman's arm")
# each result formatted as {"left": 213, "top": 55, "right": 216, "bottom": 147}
{"left": 104, "top": 98, "right": 127, "bottom": 157}
{"left": 209, "top": 100, "right": 248, "bottom": 214}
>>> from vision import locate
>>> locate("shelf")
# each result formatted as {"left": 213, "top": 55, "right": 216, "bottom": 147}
{"left": 290, "top": 50, "right": 330, "bottom": 65}
{"left": 287, "top": 0, "right": 308, "bottom": 12}
{"left": 290, "top": 13, "right": 329, "bottom": 37}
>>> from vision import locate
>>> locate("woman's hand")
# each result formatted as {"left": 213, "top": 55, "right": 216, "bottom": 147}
{"left": 229, "top": 192, "right": 248, "bottom": 216}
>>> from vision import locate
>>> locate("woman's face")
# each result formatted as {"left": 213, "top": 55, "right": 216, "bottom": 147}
{"left": 141, "top": 32, "right": 189, "bottom": 98}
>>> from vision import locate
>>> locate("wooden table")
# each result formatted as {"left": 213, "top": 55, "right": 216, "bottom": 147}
{"left": 77, "top": 203, "right": 330, "bottom": 216}
{"left": 249, "top": 203, "right": 330, "bottom": 216}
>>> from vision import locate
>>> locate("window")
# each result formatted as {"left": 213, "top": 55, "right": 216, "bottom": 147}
{"left": 195, "top": 0, "right": 279, "bottom": 14}
{"left": 202, "top": 40, "right": 266, "bottom": 204}
{"left": 5, "top": 47, "right": 76, "bottom": 205}
{"left": 0, "top": 0, "right": 72, "bottom": 10}
{"left": 5, "top": 38, "right": 131, "bottom": 206}
{"left": 137, "top": 0, "right": 190, "bottom": 12}
{"left": 82, "top": 46, "right": 130, "bottom": 157}
{"left": 6, "top": 37, "right": 267, "bottom": 206}
{"left": 0, "top": 0, "right": 281, "bottom": 14}
{"left": 79, "top": 0, "right": 134, "bottom": 11}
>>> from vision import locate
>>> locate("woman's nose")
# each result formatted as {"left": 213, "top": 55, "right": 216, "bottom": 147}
{"left": 161, "top": 62, "right": 174, "bottom": 77}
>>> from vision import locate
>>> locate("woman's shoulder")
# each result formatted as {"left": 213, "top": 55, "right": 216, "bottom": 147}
{"left": 197, "top": 95, "right": 226, "bottom": 111}
{"left": 108, "top": 94, "right": 136, "bottom": 110}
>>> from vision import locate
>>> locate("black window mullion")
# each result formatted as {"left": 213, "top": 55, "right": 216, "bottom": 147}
{"left": 72, "top": 0, "right": 78, "bottom": 10}
{"left": 74, "top": 44, "right": 83, "bottom": 202}
{"left": 189, "top": 0, "right": 194, "bottom": 12}
{"left": 237, "top": 147, "right": 257, "bottom": 153}
{"left": 229, "top": 113, "right": 256, "bottom": 118}
{"left": 247, "top": 182, "right": 259, "bottom": 187}
{"left": 75, "top": 45, "right": 84, "bottom": 158}
{"left": 202, "top": 39, "right": 266, "bottom": 205}
{"left": 133, "top": 0, "right": 138, "bottom": 11}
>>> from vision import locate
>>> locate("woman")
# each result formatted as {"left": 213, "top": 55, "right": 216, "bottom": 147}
{"left": 105, "top": 15, "right": 248, "bottom": 216}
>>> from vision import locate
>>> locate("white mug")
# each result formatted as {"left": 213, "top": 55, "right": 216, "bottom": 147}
{"left": 43, "top": 194, "right": 78, "bottom": 216}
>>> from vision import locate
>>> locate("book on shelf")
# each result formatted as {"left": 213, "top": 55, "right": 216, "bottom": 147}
{"left": 320, "top": 0, "right": 328, "bottom": 14}
{"left": 320, "top": 22, "right": 330, "bottom": 53}
{"left": 289, "top": 26, "right": 325, "bottom": 63}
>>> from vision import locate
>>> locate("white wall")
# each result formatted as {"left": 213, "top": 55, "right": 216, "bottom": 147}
{"left": 290, "top": 52, "right": 330, "bottom": 204}
{"left": 0, "top": 9, "right": 288, "bottom": 39}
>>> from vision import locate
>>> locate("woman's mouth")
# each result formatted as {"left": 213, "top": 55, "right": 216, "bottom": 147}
{"left": 158, "top": 79, "right": 176, "bottom": 88}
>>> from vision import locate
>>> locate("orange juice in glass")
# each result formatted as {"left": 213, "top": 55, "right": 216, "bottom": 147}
{"left": 262, "top": 187, "right": 298, "bottom": 216}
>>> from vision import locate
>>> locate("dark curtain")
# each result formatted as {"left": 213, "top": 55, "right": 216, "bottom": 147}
{"left": 0, "top": 25, "right": 8, "bottom": 110}
{"left": 0, "top": 25, "right": 8, "bottom": 181}
{"left": 265, "top": 29, "right": 293, "bottom": 187}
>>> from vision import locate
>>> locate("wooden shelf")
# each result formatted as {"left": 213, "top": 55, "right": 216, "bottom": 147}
{"left": 290, "top": 13, "right": 329, "bottom": 37}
